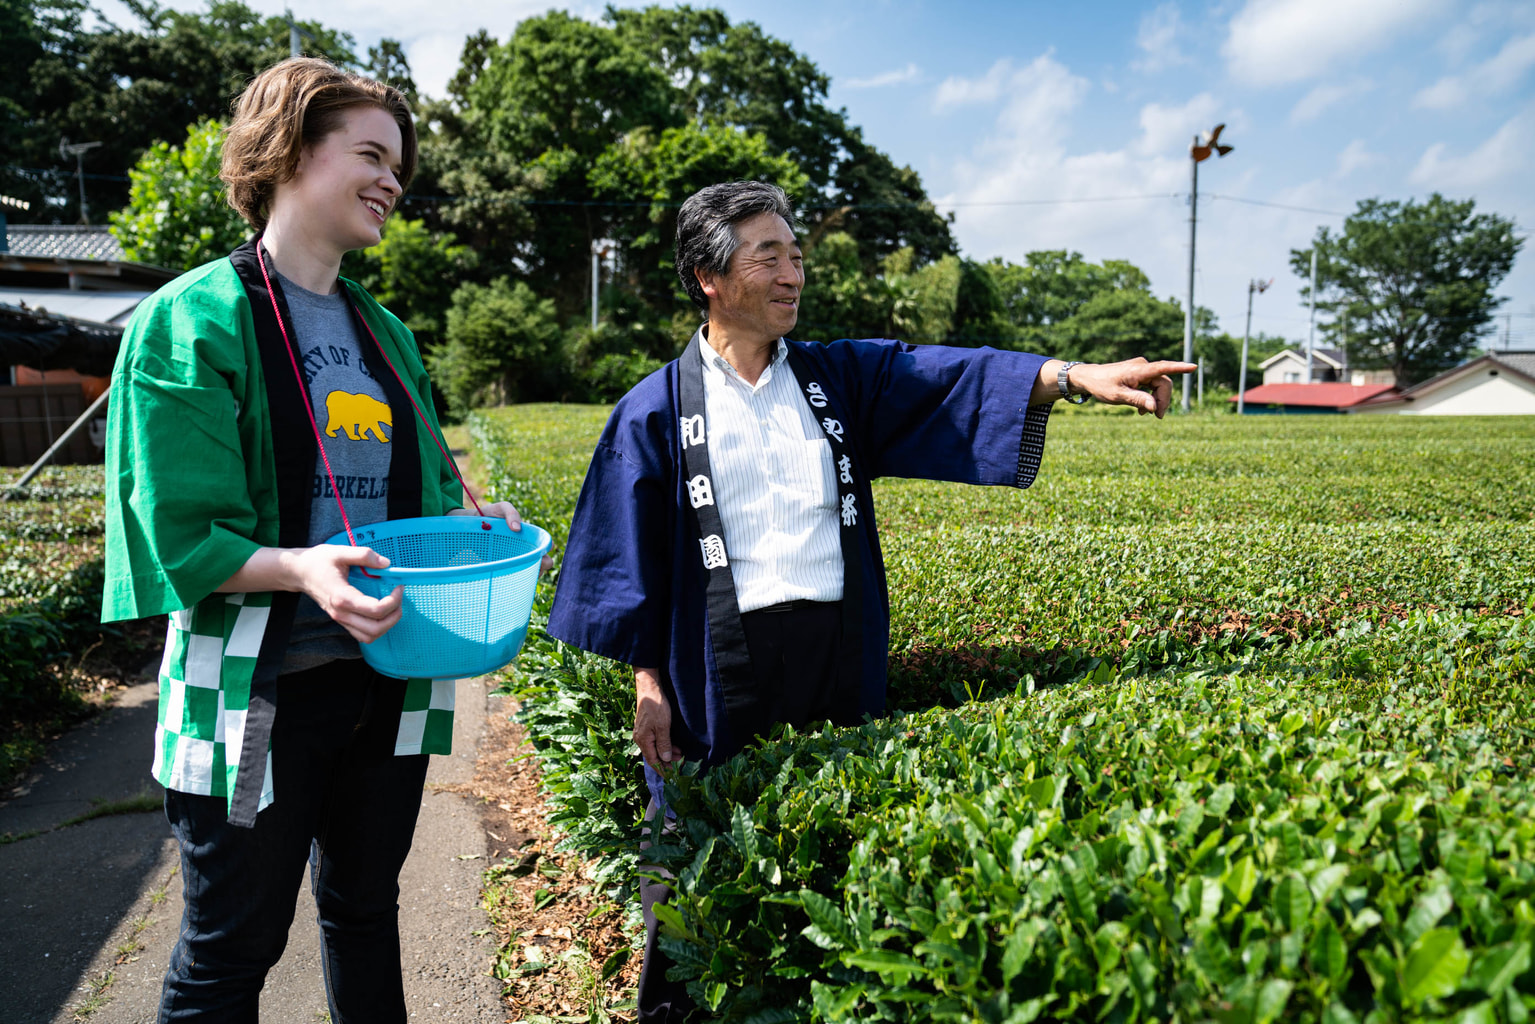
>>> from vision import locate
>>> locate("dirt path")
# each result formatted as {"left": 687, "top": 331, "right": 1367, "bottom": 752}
{"left": 0, "top": 676, "right": 508, "bottom": 1024}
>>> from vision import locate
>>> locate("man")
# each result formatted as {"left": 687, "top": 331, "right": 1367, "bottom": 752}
{"left": 546, "top": 181, "right": 1192, "bottom": 1021}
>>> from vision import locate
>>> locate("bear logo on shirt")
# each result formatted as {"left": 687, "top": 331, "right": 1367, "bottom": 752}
{"left": 324, "top": 391, "right": 392, "bottom": 443}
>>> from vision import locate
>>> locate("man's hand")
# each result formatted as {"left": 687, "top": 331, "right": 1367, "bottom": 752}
{"left": 634, "top": 667, "right": 683, "bottom": 770}
{"left": 288, "top": 544, "right": 404, "bottom": 643}
{"left": 449, "top": 501, "right": 554, "bottom": 573}
{"left": 1033, "top": 357, "right": 1198, "bottom": 418}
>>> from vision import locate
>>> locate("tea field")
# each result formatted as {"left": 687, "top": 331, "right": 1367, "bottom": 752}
{"left": 0, "top": 466, "right": 156, "bottom": 785}
{"left": 475, "top": 407, "right": 1535, "bottom": 1024}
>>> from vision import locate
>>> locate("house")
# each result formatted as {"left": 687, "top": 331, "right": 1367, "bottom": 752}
{"left": 1352, "top": 351, "right": 1535, "bottom": 416}
{"left": 1232, "top": 381, "right": 1399, "bottom": 414}
{"left": 1258, "top": 346, "right": 1397, "bottom": 387}
{"left": 1, "top": 224, "right": 176, "bottom": 465}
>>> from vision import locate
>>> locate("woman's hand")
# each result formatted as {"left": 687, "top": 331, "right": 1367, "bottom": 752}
{"left": 216, "top": 544, "right": 402, "bottom": 643}
{"left": 289, "top": 545, "right": 403, "bottom": 643}
{"left": 449, "top": 502, "right": 554, "bottom": 573}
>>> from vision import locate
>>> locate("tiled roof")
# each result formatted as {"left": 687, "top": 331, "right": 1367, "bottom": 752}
{"left": 1491, "top": 351, "right": 1535, "bottom": 380}
{"left": 3, "top": 225, "right": 125, "bottom": 262}
{"left": 1233, "top": 382, "right": 1398, "bottom": 407}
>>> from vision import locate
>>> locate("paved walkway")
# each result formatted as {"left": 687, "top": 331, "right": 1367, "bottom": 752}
{"left": 0, "top": 676, "right": 508, "bottom": 1023}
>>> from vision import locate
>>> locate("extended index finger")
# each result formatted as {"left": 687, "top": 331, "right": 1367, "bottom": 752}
{"left": 1137, "top": 360, "right": 1198, "bottom": 380}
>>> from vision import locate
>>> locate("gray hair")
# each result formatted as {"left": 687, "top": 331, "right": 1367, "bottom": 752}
{"left": 674, "top": 181, "right": 795, "bottom": 316}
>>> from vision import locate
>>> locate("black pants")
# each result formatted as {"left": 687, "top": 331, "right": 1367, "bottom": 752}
{"left": 637, "top": 600, "right": 842, "bottom": 1023}
{"left": 158, "top": 660, "right": 428, "bottom": 1024}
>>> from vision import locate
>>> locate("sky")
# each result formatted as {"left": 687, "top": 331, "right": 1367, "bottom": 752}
{"left": 92, "top": 0, "right": 1535, "bottom": 349}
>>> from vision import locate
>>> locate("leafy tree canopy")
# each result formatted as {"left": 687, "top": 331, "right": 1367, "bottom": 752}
{"left": 107, "top": 117, "right": 246, "bottom": 271}
{"left": 1291, "top": 194, "right": 1523, "bottom": 386}
{"left": 4, "top": 0, "right": 368, "bottom": 223}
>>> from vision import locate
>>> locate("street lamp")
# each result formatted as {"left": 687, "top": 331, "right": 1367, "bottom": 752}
{"left": 1236, "top": 277, "right": 1272, "bottom": 415}
{"left": 1182, "top": 123, "right": 1233, "bottom": 412}
{"left": 59, "top": 138, "right": 103, "bottom": 225}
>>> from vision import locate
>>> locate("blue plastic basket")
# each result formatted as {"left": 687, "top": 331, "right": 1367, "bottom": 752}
{"left": 327, "top": 516, "right": 551, "bottom": 680}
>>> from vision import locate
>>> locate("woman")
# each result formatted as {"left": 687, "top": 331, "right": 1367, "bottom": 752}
{"left": 102, "top": 57, "right": 524, "bottom": 1022}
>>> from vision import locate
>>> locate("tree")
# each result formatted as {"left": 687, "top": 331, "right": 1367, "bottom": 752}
{"left": 1291, "top": 194, "right": 1523, "bottom": 386}
{"left": 609, "top": 5, "right": 954, "bottom": 266}
{"left": 108, "top": 118, "right": 247, "bottom": 270}
{"left": 367, "top": 38, "right": 416, "bottom": 106}
{"left": 432, "top": 278, "right": 563, "bottom": 417}
{"left": 1052, "top": 289, "right": 1188, "bottom": 365}
{"left": 986, "top": 251, "right": 1151, "bottom": 342}
{"left": 341, "top": 218, "right": 475, "bottom": 352}
{"left": 590, "top": 121, "right": 809, "bottom": 322}
{"left": 4, "top": 0, "right": 360, "bottom": 224}
{"left": 796, "top": 232, "right": 893, "bottom": 342}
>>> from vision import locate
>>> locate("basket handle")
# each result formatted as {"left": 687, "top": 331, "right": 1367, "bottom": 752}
{"left": 254, "top": 243, "right": 386, "bottom": 576}
{"left": 342, "top": 293, "right": 490, "bottom": 529}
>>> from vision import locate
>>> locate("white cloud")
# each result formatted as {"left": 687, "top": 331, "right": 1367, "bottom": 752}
{"left": 1410, "top": 109, "right": 1535, "bottom": 189}
{"left": 934, "top": 58, "right": 1019, "bottom": 108}
{"left": 1289, "top": 78, "right": 1372, "bottom": 124}
{"left": 845, "top": 63, "right": 922, "bottom": 89}
{"left": 1223, "top": 0, "right": 1446, "bottom": 86}
{"left": 935, "top": 58, "right": 1271, "bottom": 339}
{"left": 1334, "top": 139, "right": 1379, "bottom": 177}
{"left": 1413, "top": 33, "right": 1535, "bottom": 110}
{"left": 1132, "top": 3, "right": 1189, "bottom": 73}
{"left": 932, "top": 53, "right": 1092, "bottom": 149}
{"left": 1134, "top": 93, "right": 1226, "bottom": 156}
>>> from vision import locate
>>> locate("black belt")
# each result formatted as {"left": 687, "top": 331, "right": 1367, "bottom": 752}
{"left": 747, "top": 599, "right": 838, "bottom": 615}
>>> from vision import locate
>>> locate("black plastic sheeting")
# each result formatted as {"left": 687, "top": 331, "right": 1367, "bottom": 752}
{"left": 0, "top": 305, "right": 121, "bottom": 377}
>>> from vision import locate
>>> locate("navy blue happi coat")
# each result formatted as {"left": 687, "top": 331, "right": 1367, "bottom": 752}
{"left": 546, "top": 338, "right": 1053, "bottom": 801}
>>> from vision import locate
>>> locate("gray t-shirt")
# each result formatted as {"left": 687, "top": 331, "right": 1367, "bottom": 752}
{"left": 276, "top": 273, "right": 395, "bottom": 674}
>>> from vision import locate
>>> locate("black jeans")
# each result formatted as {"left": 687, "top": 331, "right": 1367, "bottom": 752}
{"left": 158, "top": 660, "right": 429, "bottom": 1024}
{"left": 638, "top": 599, "right": 843, "bottom": 1023}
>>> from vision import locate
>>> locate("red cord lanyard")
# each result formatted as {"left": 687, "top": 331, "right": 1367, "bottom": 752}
{"left": 253, "top": 240, "right": 487, "bottom": 552}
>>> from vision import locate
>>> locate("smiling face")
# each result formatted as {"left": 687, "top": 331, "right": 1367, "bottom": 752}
{"left": 269, "top": 104, "right": 404, "bottom": 258}
{"left": 697, "top": 212, "right": 805, "bottom": 346}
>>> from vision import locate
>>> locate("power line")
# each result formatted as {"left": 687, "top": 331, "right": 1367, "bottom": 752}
{"left": 1205, "top": 194, "right": 1350, "bottom": 217}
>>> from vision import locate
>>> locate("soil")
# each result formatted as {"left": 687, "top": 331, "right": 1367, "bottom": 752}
{"left": 463, "top": 694, "right": 644, "bottom": 1021}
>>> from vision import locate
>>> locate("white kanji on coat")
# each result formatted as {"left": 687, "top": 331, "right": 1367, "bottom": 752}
{"left": 679, "top": 414, "right": 705, "bottom": 449}
{"left": 699, "top": 534, "right": 728, "bottom": 569}
{"left": 805, "top": 382, "right": 828, "bottom": 408}
{"left": 687, "top": 474, "right": 715, "bottom": 508}
{"left": 838, "top": 454, "right": 853, "bottom": 485}
{"left": 840, "top": 492, "right": 858, "bottom": 526}
{"left": 821, "top": 417, "right": 844, "bottom": 443}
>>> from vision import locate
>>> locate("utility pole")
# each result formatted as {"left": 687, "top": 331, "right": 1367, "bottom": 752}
{"left": 1305, "top": 248, "right": 1318, "bottom": 382}
{"left": 1182, "top": 124, "right": 1233, "bottom": 413}
{"left": 590, "top": 243, "right": 610, "bottom": 330}
{"left": 59, "top": 138, "right": 102, "bottom": 225}
{"left": 1237, "top": 277, "right": 1271, "bottom": 415}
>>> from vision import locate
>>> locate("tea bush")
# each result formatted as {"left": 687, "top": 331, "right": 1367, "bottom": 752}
{"left": 473, "top": 408, "right": 1535, "bottom": 1021}
{"left": 0, "top": 468, "right": 117, "bottom": 782}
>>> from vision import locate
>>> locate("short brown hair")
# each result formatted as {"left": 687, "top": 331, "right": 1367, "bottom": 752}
{"left": 221, "top": 57, "right": 417, "bottom": 232}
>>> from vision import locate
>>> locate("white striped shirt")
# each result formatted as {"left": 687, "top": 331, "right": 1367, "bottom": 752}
{"left": 701, "top": 337, "right": 843, "bottom": 612}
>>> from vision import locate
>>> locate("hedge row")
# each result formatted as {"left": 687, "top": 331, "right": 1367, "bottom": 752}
{"left": 472, "top": 407, "right": 1535, "bottom": 1022}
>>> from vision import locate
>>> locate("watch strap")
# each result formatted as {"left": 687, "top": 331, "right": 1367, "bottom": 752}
{"left": 1058, "top": 361, "right": 1086, "bottom": 404}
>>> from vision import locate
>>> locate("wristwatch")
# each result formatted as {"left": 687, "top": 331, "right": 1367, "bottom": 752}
{"left": 1057, "top": 361, "right": 1086, "bottom": 404}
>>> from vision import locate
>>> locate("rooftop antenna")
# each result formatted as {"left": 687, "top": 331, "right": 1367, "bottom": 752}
{"left": 59, "top": 138, "right": 103, "bottom": 225}
{"left": 284, "top": 9, "right": 315, "bottom": 58}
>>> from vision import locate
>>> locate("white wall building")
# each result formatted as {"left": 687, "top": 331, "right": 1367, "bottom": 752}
{"left": 1354, "top": 352, "right": 1535, "bottom": 415}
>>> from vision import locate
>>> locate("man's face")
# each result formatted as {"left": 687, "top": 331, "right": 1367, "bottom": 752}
{"left": 699, "top": 212, "right": 804, "bottom": 342}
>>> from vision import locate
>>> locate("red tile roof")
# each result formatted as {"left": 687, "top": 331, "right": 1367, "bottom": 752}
{"left": 1232, "top": 383, "right": 1399, "bottom": 408}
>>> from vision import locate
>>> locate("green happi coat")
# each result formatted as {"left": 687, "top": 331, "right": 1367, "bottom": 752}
{"left": 103, "top": 240, "right": 463, "bottom": 827}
